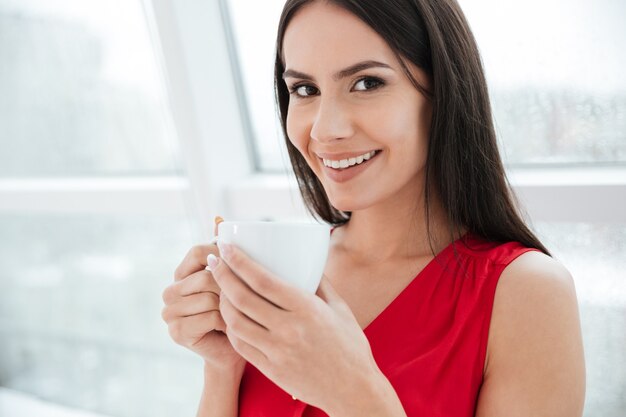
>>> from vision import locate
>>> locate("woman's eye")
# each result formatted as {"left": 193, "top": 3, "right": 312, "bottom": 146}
{"left": 353, "top": 77, "right": 384, "bottom": 92}
{"left": 290, "top": 84, "right": 318, "bottom": 98}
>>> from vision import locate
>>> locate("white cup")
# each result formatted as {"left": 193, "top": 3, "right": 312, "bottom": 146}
{"left": 208, "top": 221, "right": 331, "bottom": 293}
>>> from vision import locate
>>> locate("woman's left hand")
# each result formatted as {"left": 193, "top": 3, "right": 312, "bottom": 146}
{"left": 208, "top": 242, "right": 382, "bottom": 412}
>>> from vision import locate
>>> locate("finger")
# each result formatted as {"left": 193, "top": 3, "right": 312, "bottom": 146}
{"left": 220, "top": 293, "right": 272, "bottom": 350}
{"left": 174, "top": 245, "right": 219, "bottom": 281}
{"left": 163, "top": 269, "right": 221, "bottom": 305}
{"left": 218, "top": 243, "right": 306, "bottom": 312}
{"left": 161, "top": 292, "right": 220, "bottom": 321}
{"left": 182, "top": 310, "right": 227, "bottom": 336}
{"left": 210, "top": 254, "right": 287, "bottom": 330}
{"left": 223, "top": 318, "right": 269, "bottom": 371}
{"left": 168, "top": 310, "right": 226, "bottom": 344}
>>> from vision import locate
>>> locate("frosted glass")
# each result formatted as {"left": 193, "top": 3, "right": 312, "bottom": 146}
{"left": 0, "top": 0, "right": 182, "bottom": 177}
{"left": 0, "top": 213, "right": 206, "bottom": 417}
{"left": 534, "top": 222, "right": 626, "bottom": 416}
{"left": 227, "top": 0, "right": 289, "bottom": 173}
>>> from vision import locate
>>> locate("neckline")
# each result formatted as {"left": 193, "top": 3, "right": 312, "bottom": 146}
{"left": 359, "top": 232, "right": 470, "bottom": 335}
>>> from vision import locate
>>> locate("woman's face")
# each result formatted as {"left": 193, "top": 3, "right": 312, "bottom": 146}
{"left": 282, "top": 1, "right": 432, "bottom": 213}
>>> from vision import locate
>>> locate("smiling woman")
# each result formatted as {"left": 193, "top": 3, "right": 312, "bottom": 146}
{"left": 171, "top": 0, "right": 585, "bottom": 417}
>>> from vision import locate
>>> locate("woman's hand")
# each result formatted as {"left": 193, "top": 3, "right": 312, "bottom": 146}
{"left": 161, "top": 219, "right": 246, "bottom": 375}
{"left": 207, "top": 242, "right": 382, "bottom": 412}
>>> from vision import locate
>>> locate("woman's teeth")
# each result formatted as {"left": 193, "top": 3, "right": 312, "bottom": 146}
{"left": 323, "top": 150, "right": 378, "bottom": 169}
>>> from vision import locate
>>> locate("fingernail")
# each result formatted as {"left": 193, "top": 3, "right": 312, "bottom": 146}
{"left": 206, "top": 254, "right": 219, "bottom": 271}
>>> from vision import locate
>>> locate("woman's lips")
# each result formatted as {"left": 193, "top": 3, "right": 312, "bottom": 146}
{"left": 321, "top": 150, "right": 382, "bottom": 183}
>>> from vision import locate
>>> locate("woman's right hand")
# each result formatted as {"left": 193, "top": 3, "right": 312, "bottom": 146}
{"left": 161, "top": 219, "right": 246, "bottom": 375}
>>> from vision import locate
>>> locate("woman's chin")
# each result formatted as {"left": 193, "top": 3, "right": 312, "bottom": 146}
{"left": 328, "top": 195, "right": 371, "bottom": 213}
{"left": 321, "top": 179, "right": 381, "bottom": 212}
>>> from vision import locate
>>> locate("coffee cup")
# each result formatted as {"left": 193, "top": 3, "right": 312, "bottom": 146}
{"left": 207, "top": 221, "right": 331, "bottom": 293}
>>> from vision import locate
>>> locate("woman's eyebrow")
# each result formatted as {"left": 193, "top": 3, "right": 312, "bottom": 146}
{"left": 282, "top": 60, "right": 393, "bottom": 81}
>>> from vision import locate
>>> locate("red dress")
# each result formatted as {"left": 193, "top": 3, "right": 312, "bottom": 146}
{"left": 238, "top": 230, "right": 540, "bottom": 417}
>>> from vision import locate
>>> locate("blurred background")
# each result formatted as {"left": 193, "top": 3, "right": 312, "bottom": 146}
{"left": 0, "top": 0, "right": 624, "bottom": 416}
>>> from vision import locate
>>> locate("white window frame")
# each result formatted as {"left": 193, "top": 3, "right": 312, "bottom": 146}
{"left": 1, "top": 0, "right": 624, "bottom": 246}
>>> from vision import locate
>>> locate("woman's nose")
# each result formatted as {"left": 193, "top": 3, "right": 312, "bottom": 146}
{"left": 309, "top": 97, "right": 355, "bottom": 143}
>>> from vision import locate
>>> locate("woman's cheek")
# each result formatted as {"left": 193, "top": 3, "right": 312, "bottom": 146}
{"left": 286, "top": 109, "right": 309, "bottom": 154}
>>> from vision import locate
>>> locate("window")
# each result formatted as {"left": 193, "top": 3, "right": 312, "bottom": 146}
{"left": 462, "top": 0, "right": 626, "bottom": 165}
{"left": 0, "top": 214, "right": 199, "bottom": 416}
{"left": 0, "top": 0, "right": 184, "bottom": 176}
{"left": 226, "top": 0, "right": 288, "bottom": 172}
{"left": 533, "top": 222, "right": 626, "bottom": 415}
{"left": 0, "top": 1, "right": 204, "bottom": 416}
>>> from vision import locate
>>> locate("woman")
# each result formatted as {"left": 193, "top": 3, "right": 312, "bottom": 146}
{"left": 161, "top": 0, "right": 586, "bottom": 416}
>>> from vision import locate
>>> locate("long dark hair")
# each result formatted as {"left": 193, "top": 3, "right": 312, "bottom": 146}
{"left": 273, "top": 0, "right": 551, "bottom": 256}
